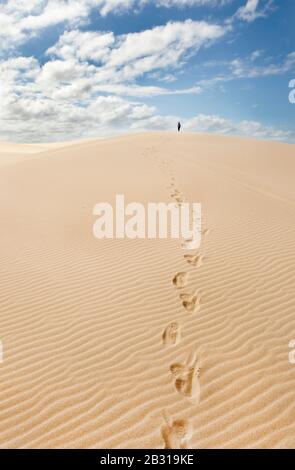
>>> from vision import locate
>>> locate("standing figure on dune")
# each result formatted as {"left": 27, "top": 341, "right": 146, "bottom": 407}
{"left": 178, "top": 122, "right": 181, "bottom": 132}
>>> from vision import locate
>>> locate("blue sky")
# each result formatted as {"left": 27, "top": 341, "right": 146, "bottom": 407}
{"left": 0, "top": 0, "right": 294, "bottom": 142}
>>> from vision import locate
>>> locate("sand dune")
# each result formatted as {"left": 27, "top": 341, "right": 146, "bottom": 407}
{"left": 0, "top": 139, "right": 96, "bottom": 168}
{"left": 0, "top": 132, "right": 295, "bottom": 449}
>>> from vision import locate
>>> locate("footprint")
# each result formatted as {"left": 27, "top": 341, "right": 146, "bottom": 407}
{"left": 170, "top": 352, "right": 201, "bottom": 402}
{"left": 171, "top": 190, "right": 181, "bottom": 199}
{"left": 180, "top": 292, "right": 201, "bottom": 313}
{"left": 176, "top": 196, "right": 186, "bottom": 204}
{"left": 175, "top": 367, "right": 200, "bottom": 401}
{"left": 184, "top": 253, "right": 204, "bottom": 268}
{"left": 162, "top": 322, "right": 181, "bottom": 346}
{"left": 161, "top": 411, "right": 193, "bottom": 449}
{"left": 171, "top": 189, "right": 184, "bottom": 196}
{"left": 173, "top": 272, "right": 189, "bottom": 289}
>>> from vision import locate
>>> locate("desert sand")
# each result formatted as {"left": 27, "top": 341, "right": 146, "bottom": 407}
{"left": 0, "top": 132, "right": 295, "bottom": 449}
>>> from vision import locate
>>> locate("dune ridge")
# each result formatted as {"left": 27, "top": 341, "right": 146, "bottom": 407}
{"left": 0, "top": 132, "right": 295, "bottom": 448}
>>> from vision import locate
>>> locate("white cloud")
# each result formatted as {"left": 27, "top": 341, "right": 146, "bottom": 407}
{"left": 43, "top": 21, "right": 226, "bottom": 96}
{"left": 107, "top": 20, "right": 225, "bottom": 71}
{"left": 0, "top": 18, "right": 225, "bottom": 142}
{"left": 47, "top": 30, "right": 115, "bottom": 62}
{"left": 48, "top": 20, "right": 226, "bottom": 76}
{"left": 0, "top": 0, "right": 232, "bottom": 51}
{"left": 0, "top": 1, "right": 90, "bottom": 51}
{"left": 91, "top": 0, "right": 233, "bottom": 17}
{"left": 234, "top": 0, "right": 273, "bottom": 23}
{"left": 232, "top": 52, "right": 295, "bottom": 78}
{"left": 132, "top": 113, "right": 295, "bottom": 143}
{"left": 237, "top": 0, "right": 260, "bottom": 21}
{"left": 0, "top": 51, "right": 292, "bottom": 144}
{"left": 0, "top": 0, "right": 290, "bottom": 145}
{"left": 250, "top": 49, "right": 263, "bottom": 61}
{"left": 198, "top": 51, "right": 295, "bottom": 88}
{"left": 184, "top": 114, "right": 292, "bottom": 142}
{"left": 0, "top": 0, "right": 273, "bottom": 53}
{"left": 92, "top": 84, "right": 202, "bottom": 97}
{"left": 0, "top": 87, "right": 157, "bottom": 143}
{"left": 0, "top": 49, "right": 292, "bottom": 144}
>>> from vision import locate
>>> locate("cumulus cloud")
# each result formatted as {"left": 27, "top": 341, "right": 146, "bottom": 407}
{"left": 0, "top": 0, "right": 232, "bottom": 51}
{"left": 0, "top": 1, "right": 90, "bottom": 51}
{"left": 37, "top": 20, "right": 225, "bottom": 99}
{"left": 47, "top": 30, "right": 115, "bottom": 63}
{"left": 48, "top": 20, "right": 226, "bottom": 74}
{"left": 0, "top": 86, "right": 157, "bottom": 143}
{"left": 0, "top": 51, "right": 292, "bottom": 144}
{"left": 1, "top": 19, "right": 224, "bottom": 91}
{"left": 107, "top": 20, "right": 225, "bottom": 72}
{"left": 0, "top": 18, "right": 224, "bottom": 141}
{"left": 0, "top": 0, "right": 290, "bottom": 144}
{"left": 1, "top": 51, "right": 291, "bottom": 144}
{"left": 0, "top": 0, "right": 273, "bottom": 52}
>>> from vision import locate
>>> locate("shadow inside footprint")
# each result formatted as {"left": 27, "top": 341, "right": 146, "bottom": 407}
{"left": 162, "top": 418, "right": 193, "bottom": 449}
{"left": 175, "top": 367, "right": 200, "bottom": 401}
{"left": 170, "top": 362, "right": 186, "bottom": 377}
{"left": 162, "top": 413, "right": 193, "bottom": 449}
{"left": 162, "top": 322, "right": 181, "bottom": 346}
{"left": 180, "top": 293, "right": 201, "bottom": 313}
{"left": 173, "top": 272, "right": 189, "bottom": 289}
{"left": 170, "top": 353, "right": 201, "bottom": 403}
{"left": 184, "top": 254, "right": 204, "bottom": 268}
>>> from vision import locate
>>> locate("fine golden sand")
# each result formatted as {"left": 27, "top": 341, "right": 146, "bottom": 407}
{"left": 0, "top": 132, "right": 295, "bottom": 449}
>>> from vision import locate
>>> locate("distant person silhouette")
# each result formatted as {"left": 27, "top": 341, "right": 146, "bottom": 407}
{"left": 178, "top": 122, "right": 181, "bottom": 132}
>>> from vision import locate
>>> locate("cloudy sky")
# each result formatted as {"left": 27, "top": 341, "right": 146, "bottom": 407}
{"left": 0, "top": 0, "right": 294, "bottom": 143}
